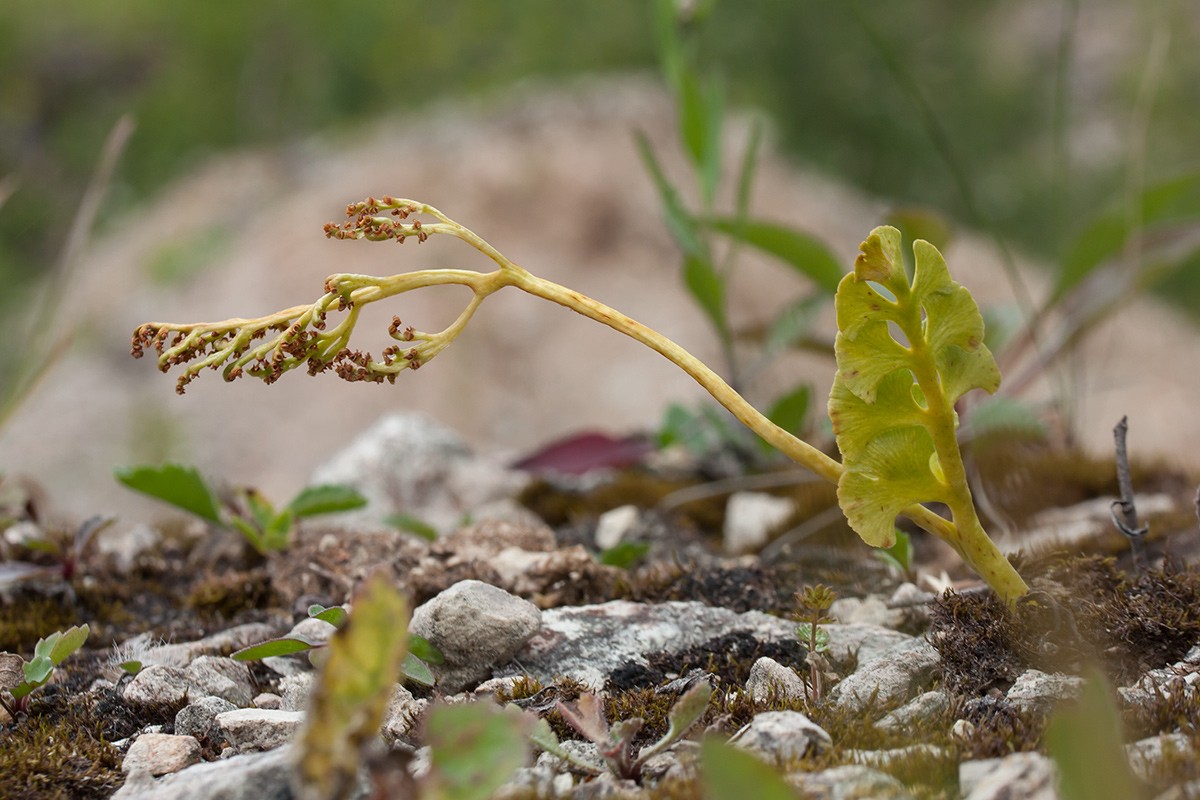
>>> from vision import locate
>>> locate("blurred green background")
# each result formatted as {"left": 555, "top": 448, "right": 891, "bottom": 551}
{"left": 2, "top": 0, "right": 1198, "bottom": 316}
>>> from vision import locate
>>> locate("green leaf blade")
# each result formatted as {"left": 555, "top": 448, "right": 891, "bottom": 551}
{"left": 232, "top": 637, "right": 321, "bottom": 662}
{"left": 115, "top": 463, "right": 223, "bottom": 525}
{"left": 287, "top": 484, "right": 368, "bottom": 518}
{"left": 47, "top": 624, "right": 88, "bottom": 665}
{"left": 1046, "top": 667, "right": 1140, "bottom": 800}
{"left": 707, "top": 217, "right": 843, "bottom": 294}
{"left": 683, "top": 255, "right": 728, "bottom": 336}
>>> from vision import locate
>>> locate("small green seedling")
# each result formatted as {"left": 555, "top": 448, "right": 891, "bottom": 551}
{"left": 232, "top": 603, "right": 442, "bottom": 688}
{"left": 132, "top": 199, "right": 1029, "bottom": 604}
{"left": 531, "top": 680, "right": 711, "bottom": 781}
{"left": 114, "top": 463, "right": 366, "bottom": 554}
{"left": 794, "top": 584, "right": 835, "bottom": 705}
{"left": 0, "top": 624, "right": 89, "bottom": 717}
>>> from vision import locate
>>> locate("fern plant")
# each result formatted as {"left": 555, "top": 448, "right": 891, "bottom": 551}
{"left": 132, "top": 197, "right": 1029, "bottom": 604}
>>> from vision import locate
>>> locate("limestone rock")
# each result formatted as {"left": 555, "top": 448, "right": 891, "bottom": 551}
{"left": 123, "top": 665, "right": 192, "bottom": 707}
{"left": 122, "top": 733, "right": 202, "bottom": 776}
{"left": 959, "top": 752, "right": 1057, "bottom": 800}
{"left": 730, "top": 710, "right": 832, "bottom": 766}
{"left": 174, "top": 696, "right": 237, "bottom": 742}
{"left": 185, "top": 656, "right": 255, "bottom": 707}
{"left": 723, "top": 492, "right": 793, "bottom": 554}
{"left": 786, "top": 765, "right": 915, "bottom": 800}
{"left": 410, "top": 579, "right": 542, "bottom": 692}
{"left": 746, "top": 656, "right": 807, "bottom": 704}
{"left": 828, "top": 638, "right": 941, "bottom": 717}
{"left": 112, "top": 744, "right": 296, "bottom": 800}
{"left": 215, "top": 708, "right": 304, "bottom": 753}
{"left": 1006, "top": 669, "right": 1085, "bottom": 716}
{"left": 509, "top": 600, "right": 802, "bottom": 688}
{"left": 308, "top": 412, "right": 528, "bottom": 535}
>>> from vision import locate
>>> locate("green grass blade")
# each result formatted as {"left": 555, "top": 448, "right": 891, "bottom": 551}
{"left": 706, "top": 217, "right": 843, "bottom": 294}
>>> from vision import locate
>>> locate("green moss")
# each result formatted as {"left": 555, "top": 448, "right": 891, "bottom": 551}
{"left": 185, "top": 567, "right": 278, "bottom": 620}
{"left": 0, "top": 595, "right": 80, "bottom": 653}
{"left": 0, "top": 695, "right": 125, "bottom": 799}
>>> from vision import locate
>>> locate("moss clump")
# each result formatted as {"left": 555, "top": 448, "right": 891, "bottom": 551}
{"left": 0, "top": 695, "right": 124, "bottom": 799}
{"left": 185, "top": 567, "right": 278, "bottom": 620}
{"left": 0, "top": 594, "right": 80, "bottom": 653}
{"left": 930, "top": 554, "right": 1200, "bottom": 695}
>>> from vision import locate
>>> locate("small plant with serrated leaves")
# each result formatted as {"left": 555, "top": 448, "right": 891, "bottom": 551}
{"left": 232, "top": 602, "right": 442, "bottom": 688}
{"left": 531, "top": 680, "right": 712, "bottom": 782}
{"left": 794, "top": 584, "right": 836, "bottom": 705}
{"left": 114, "top": 462, "right": 366, "bottom": 555}
{"left": 132, "top": 198, "right": 1029, "bottom": 604}
{"left": 0, "top": 624, "right": 89, "bottom": 718}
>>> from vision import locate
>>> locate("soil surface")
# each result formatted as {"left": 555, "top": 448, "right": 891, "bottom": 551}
{"left": 2, "top": 439, "right": 1198, "bottom": 799}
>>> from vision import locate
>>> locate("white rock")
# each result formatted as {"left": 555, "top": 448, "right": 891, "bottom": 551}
{"left": 746, "top": 656, "right": 807, "bottom": 704}
{"left": 786, "top": 764, "right": 915, "bottom": 800}
{"left": 123, "top": 665, "right": 192, "bottom": 707}
{"left": 874, "top": 691, "right": 950, "bottom": 733}
{"left": 594, "top": 504, "right": 639, "bottom": 550}
{"left": 1126, "top": 732, "right": 1193, "bottom": 783}
{"left": 822, "top": 624, "right": 914, "bottom": 669}
{"left": 381, "top": 684, "right": 428, "bottom": 748}
{"left": 122, "top": 733, "right": 202, "bottom": 776}
{"left": 723, "top": 492, "right": 793, "bottom": 554}
{"left": 510, "top": 600, "right": 802, "bottom": 689}
{"left": 279, "top": 672, "right": 316, "bottom": 711}
{"left": 309, "top": 412, "right": 528, "bottom": 535}
{"left": 410, "top": 579, "right": 542, "bottom": 693}
{"left": 959, "top": 752, "right": 1057, "bottom": 800}
{"left": 828, "top": 638, "right": 940, "bottom": 717}
{"left": 112, "top": 743, "right": 298, "bottom": 800}
{"left": 536, "top": 738, "right": 605, "bottom": 775}
{"left": 730, "top": 710, "right": 832, "bottom": 766}
{"left": 130, "top": 623, "right": 278, "bottom": 669}
{"left": 185, "top": 656, "right": 255, "bottom": 706}
{"left": 1006, "top": 669, "right": 1084, "bottom": 716}
{"left": 174, "top": 696, "right": 237, "bottom": 741}
{"left": 849, "top": 744, "right": 948, "bottom": 771}
{"left": 951, "top": 718, "right": 976, "bottom": 742}
{"left": 1119, "top": 643, "right": 1200, "bottom": 708}
{"left": 253, "top": 693, "right": 282, "bottom": 709}
{"left": 215, "top": 708, "right": 304, "bottom": 752}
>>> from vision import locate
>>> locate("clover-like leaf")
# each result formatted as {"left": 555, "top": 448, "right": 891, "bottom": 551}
{"left": 829, "top": 226, "right": 999, "bottom": 549}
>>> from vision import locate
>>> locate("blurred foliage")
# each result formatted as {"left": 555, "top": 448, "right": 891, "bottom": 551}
{"left": 2, "top": 0, "right": 1198, "bottom": 313}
